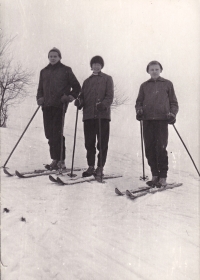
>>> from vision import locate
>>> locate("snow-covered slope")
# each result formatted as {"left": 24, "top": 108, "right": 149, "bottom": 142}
{"left": 1, "top": 104, "right": 199, "bottom": 280}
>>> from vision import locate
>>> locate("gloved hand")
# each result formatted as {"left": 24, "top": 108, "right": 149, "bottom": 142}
{"left": 136, "top": 108, "right": 143, "bottom": 121}
{"left": 74, "top": 99, "right": 80, "bottom": 107}
{"left": 96, "top": 102, "right": 107, "bottom": 112}
{"left": 74, "top": 98, "right": 82, "bottom": 106}
{"left": 167, "top": 112, "right": 176, "bottom": 124}
{"left": 61, "top": 95, "right": 74, "bottom": 103}
{"left": 74, "top": 98, "right": 84, "bottom": 110}
{"left": 37, "top": 97, "right": 44, "bottom": 106}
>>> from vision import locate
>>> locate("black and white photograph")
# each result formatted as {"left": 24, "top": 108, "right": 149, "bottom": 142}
{"left": 1, "top": 0, "right": 199, "bottom": 279}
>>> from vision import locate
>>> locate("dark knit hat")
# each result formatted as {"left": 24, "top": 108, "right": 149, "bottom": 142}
{"left": 90, "top": 56, "right": 104, "bottom": 68}
{"left": 48, "top": 47, "right": 62, "bottom": 59}
{"left": 146, "top": 61, "right": 163, "bottom": 73}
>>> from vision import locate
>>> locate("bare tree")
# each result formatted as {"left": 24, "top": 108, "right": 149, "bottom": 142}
{"left": 0, "top": 33, "right": 33, "bottom": 127}
{"left": 111, "top": 85, "right": 129, "bottom": 110}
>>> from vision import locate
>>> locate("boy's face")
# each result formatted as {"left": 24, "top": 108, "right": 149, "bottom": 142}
{"left": 48, "top": 51, "right": 60, "bottom": 65}
{"left": 148, "top": 64, "right": 162, "bottom": 79}
{"left": 92, "top": 63, "right": 102, "bottom": 73}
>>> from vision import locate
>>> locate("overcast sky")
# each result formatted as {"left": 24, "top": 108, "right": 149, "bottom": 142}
{"left": 1, "top": 0, "right": 200, "bottom": 163}
{"left": 2, "top": 0, "right": 199, "bottom": 84}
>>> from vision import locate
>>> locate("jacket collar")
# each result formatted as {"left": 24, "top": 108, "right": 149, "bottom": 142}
{"left": 147, "top": 76, "right": 165, "bottom": 82}
{"left": 46, "top": 61, "right": 61, "bottom": 69}
{"left": 89, "top": 71, "right": 103, "bottom": 78}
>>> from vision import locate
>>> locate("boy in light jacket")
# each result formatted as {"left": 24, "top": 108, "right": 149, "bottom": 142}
{"left": 135, "top": 61, "right": 179, "bottom": 187}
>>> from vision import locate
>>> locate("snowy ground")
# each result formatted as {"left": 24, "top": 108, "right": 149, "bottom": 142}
{"left": 1, "top": 104, "right": 200, "bottom": 280}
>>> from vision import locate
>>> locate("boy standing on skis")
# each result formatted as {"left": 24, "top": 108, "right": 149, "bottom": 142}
{"left": 37, "top": 48, "right": 81, "bottom": 170}
{"left": 135, "top": 61, "right": 179, "bottom": 187}
{"left": 75, "top": 55, "right": 114, "bottom": 178}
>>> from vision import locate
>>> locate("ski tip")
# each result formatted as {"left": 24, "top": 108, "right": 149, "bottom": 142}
{"left": 175, "top": 183, "right": 183, "bottom": 187}
{"left": 166, "top": 182, "right": 183, "bottom": 188}
{"left": 115, "top": 188, "right": 124, "bottom": 195}
{"left": 3, "top": 168, "right": 13, "bottom": 176}
{"left": 56, "top": 177, "right": 65, "bottom": 185}
{"left": 125, "top": 190, "right": 136, "bottom": 199}
{"left": 49, "top": 175, "right": 57, "bottom": 183}
{"left": 15, "top": 170, "right": 25, "bottom": 178}
{"left": 125, "top": 190, "right": 131, "bottom": 196}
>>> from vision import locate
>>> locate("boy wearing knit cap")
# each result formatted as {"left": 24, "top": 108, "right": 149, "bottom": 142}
{"left": 37, "top": 48, "right": 81, "bottom": 170}
{"left": 75, "top": 55, "right": 114, "bottom": 177}
{"left": 135, "top": 61, "right": 179, "bottom": 187}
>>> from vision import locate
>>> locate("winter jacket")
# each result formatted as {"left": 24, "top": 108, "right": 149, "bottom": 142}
{"left": 37, "top": 61, "right": 81, "bottom": 108}
{"left": 80, "top": 72, "right": 114, "bottom": 121}
{"left": 135, "top": 76, "right": 179, "bottom": 120}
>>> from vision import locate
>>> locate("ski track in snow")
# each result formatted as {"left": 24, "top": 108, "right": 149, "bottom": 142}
{"left": 1, "top": 123, "right": 199, "bottom": 280}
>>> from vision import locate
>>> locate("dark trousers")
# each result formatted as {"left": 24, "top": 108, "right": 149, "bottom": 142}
{"left": 84, "top": 119, "right": 110, "bottom": 167}
{"left": 143, "top": 120, "right": 168, "bottom": 178}
{"left": 42, "top": 107, "right": 65, "bottom": 160}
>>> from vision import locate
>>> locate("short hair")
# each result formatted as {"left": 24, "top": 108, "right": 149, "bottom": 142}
{"left": 48, "top": 47, "right": 62, "bottom": 59}
{"left": 146, "top": 61, "right": 163, "bottom": 73}
{"left": 90, "top": 56, "right": 104, "bottom": 68}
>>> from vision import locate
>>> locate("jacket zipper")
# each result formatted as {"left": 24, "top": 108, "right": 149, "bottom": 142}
{"left": 153, "top": 80, "right": 157, "bottom": 119}
{"left": 48, "top": 69, "right": 52, "bottom": 106}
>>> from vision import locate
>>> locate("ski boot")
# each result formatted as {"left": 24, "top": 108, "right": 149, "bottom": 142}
{"left": 94, "top": 167, "right": 104, "bottom": 177}
{"left": 82, "top": 166, "right": 95, "bottom": 177}
{"left": 57, "top": 160, "right": 67, "bottom": 173}
{"left": 94, "top": 167, "right": 104, "bottom": 182}
{"left": 146, "top": 176, "right": 159, "bottom": 187}
{"left": 155, "top": 177, "right": 167, "bottom": 188}
{"left": 45, "top": 159, "right": 59, "bottom": 171}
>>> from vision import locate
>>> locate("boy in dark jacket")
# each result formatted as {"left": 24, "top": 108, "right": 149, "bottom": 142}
{"left": 135, "top": 61, "right": 179, "bottom": 186}
{"left": 37, "top": 47, "right": 81, "bottom": 170}
{"left": 75, "top": 56, "right": 114, "bottom": 177}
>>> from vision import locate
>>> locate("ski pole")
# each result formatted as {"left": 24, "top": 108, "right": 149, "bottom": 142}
{"left": 140, "top": 121, "right": 148, "bottom": 181}
{"left": 2, "top": 105, "right": 41, "bottom": 169}
{"left": 173, "top": 124, "right": 200, "bottom": 177}
{"left": 97, "top": 99, "right": 103, "bottom": 183}
{"left": 58, "top": 103, "right": 68, "bottom": 174}
{"left": 98, "top": 114, "right": 103, "bottom": 182}
{"left": 68, "top": 107, "right": 79, "bottom": 178}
